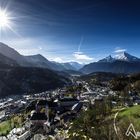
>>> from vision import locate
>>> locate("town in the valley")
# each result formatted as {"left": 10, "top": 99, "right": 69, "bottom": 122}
{"left": 0, "top": 76, "right": 140, "bottom": 140}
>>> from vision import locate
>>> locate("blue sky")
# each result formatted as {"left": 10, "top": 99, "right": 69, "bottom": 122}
{"left": 0, "top": 0, "right": 140, "bottom": 64}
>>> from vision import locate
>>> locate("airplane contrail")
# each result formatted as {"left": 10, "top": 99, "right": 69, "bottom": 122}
{"left": 78, "top": 36, "right": 84, "bottom": 53}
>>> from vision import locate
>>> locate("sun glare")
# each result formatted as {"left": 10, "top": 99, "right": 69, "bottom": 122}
{"left": 0, "top": 10, "right": 10, "bottom": 28}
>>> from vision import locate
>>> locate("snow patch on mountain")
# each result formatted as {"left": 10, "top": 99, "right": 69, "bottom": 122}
{"left": 99, "top": 52, "right": 140, "bottom": 62}
{"left": 115, "top": 52, "right": 140, "bottom": 61}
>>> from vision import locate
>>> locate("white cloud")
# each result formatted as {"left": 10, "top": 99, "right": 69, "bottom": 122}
{"left": 52, "top": 57, "right": 63, "bottom": 63}
{"left": 73, "top": 52, "right": 94, "bottom": 62}
{"left": 114, "top": 47, "right": 126, "bottom": 53}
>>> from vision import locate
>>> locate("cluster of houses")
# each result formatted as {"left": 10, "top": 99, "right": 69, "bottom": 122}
{"left": 29, "top": 97, "right": 83, "bottom": 134}
{"left": 0, "top": 95, "right": 83, "bottom": 140}
{"left": 0, "top": 98, "right": 27, "bottom": 122}
{"left": 6, "top": 127, "right": 31, "bottom": 140}
{"left": 124, "top": 91, "right": 140, "bottom": 106}
{"left": 79, "top": 84, "right": 116, "bottom": 105}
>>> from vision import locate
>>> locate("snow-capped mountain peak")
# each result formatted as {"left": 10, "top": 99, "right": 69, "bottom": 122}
{"left": 99, "top": 55, "right": 115, "bottom": 62}
{"left": 98, "top": 52, "right": 140, "bottom": 62}
{"left": 115, "top": 52, "right": 139, "bottom": 61}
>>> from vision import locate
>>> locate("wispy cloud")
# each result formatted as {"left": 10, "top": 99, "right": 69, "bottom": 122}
{"left": 78, "top": 36, "right": 83, "bottom": 52}
{"left": 52, "top": 57, "right": 63, "bottom": 63}
{"left": 73, "top": 51, "right": 94, "bottom": 61}
{"left": 114, "top": 47, "right": 127, "bottom": 53}
{"left": 72, "top": 36, "right": 94, "bottom": 63}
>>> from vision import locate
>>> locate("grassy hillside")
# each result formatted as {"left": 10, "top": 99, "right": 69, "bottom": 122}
{"left": 116, "top": 106, "right": 140, "bottom": 140}
{"left": 0, "top": 114, "right": 26, "bottom": 135}
{"left": 118, "top": 106, "right": 140, "bottom": 125}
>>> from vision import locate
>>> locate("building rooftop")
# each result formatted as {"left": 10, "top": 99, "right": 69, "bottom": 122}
{"left": 30, "top": 113, "right": 47, "bottom": 120}
{"left": 37, "top": 100, "right": 48, "bottom": 106}
{"left": 37, "top": 100, "right": 58, "bottom": 108}
{"left": 59, "top": 98, "right": 79, "bottom": 102}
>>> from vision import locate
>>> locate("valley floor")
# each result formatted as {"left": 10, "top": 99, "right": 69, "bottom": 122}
{"left": 0, "top": 79, "right": 140, "bottom": 140}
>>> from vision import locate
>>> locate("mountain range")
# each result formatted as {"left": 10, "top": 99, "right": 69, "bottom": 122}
{"left": 0, "top": 42, "right": 73, "bottom": 97}
{"left": 80, "top": 52, "right": 140, "bottom": 74}
{"left": 0, "top": 42, "right": 83, "bottom": 71}
{"left": 0, "top": 42, "right": 140, "bottom": 75}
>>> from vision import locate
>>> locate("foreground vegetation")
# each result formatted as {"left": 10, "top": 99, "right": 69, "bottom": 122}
{"left": 67, "top": 103, "right": 140, "bottom": 140}
{"left": 66, "top": 97, "right": 117, "bottom": 140}
{"left": 0, "top": 114, "right": 26, "bottom": 136}
{"left": 110, "top": 73, "right": 140, "bottom": 93}
{"left": 116, "top": 105, "right": 140, "bottom": 140}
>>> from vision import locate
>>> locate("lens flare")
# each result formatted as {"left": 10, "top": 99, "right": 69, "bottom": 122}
{"left": 0, "top": 10, "right": 10, "bottom": 28}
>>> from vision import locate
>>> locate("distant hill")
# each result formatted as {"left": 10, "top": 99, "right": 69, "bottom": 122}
{"left": 0, "top": 52, "right": 18, "bottom": 67}
{"left": 110, "top": 73, "right": 140, "bottom": 92}
{"left": 80, "top": 52, "right": 140, "bottom": 74}
{"left": 80, "top": 72, "right": 124, "bottom": 84}
{"left": 65, "top": 62, "right": 84, "bottom": 70}
{"left": 0, "top": 42, "right": 32, "bottom": 67}
{"left": 51, "top": 61, "right": 84, "bottom": 71}
{"left": 63, "top": 70, "right": 83, "bottom": 76}
{"left": 25, "top": 54, "right": 53, "bottom": 69}
{"left": 0, "top": 67, "right": 70, "bottom": 98}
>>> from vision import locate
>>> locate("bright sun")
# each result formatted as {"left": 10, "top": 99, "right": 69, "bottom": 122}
{"left": 0, "top": 10, "right": 10, "bottom": 28}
